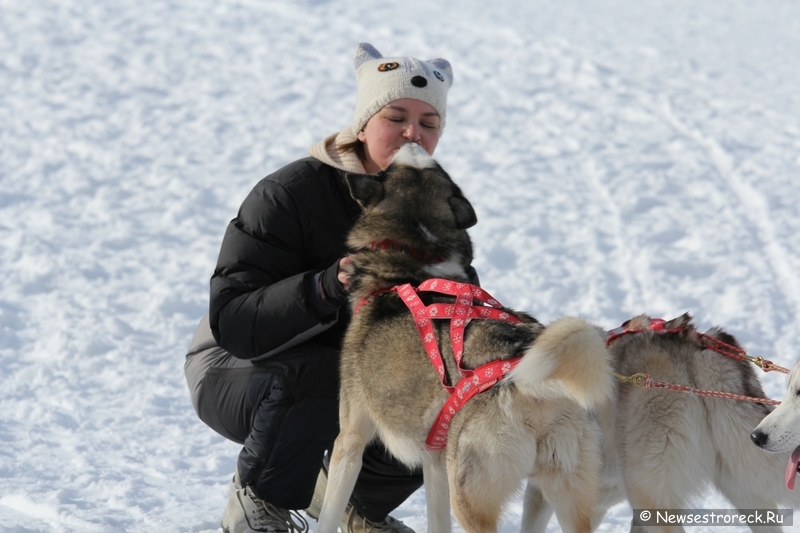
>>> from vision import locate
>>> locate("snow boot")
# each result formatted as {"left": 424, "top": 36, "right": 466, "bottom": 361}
{"left": 222, "top": 468, "right": 308, "bottom": 533}
{"left": 305, "top": 458, "right": 414, "bottom": 533}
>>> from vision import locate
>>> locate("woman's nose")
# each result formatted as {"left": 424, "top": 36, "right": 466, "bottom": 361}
{"left": 403, "top": 124, "right": 421, "bottom": 141}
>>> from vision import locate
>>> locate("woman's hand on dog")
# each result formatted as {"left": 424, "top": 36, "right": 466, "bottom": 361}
{"left": 337, "top": 256, "right": 353, "bottom": 291}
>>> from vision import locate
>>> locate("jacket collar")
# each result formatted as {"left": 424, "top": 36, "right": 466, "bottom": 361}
{"left": 308, "top": 129, "right": 367, "bottom": 174}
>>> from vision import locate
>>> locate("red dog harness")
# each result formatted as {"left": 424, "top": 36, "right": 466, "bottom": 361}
{"left": 607, "top": 317, "right": 787, "bottom": 406}
{"left": 358, "top": 278, "right": 524, "bottom": 450}
{"left": 606, "top": 318, "right": 789, "bottom": 373}
{"left": 605, "top": 318, "right": 675, "bottom": 345}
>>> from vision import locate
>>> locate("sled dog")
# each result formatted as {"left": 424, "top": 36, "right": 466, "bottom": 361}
{"left": 315, "top": 143, "right": 613, "bottom": 533}
{"left": 522, "top": 314, "right": 800, "bottom": 533}
{"left": 751, "top": 358, "right": 800, "bottom": 492}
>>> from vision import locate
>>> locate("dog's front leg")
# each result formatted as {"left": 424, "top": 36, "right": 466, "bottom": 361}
{"left": 520, "top": 482, "right": 552, "bottom": 533}
{"left": 422, "top": 451, "right": 451, "bottom": 533}
{"left": 317, "top": 410, "right": 376, "bottom": 533}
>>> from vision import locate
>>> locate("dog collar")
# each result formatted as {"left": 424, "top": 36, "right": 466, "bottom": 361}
{"left": 369, "top": 239, "right": 444, "bottom": 265}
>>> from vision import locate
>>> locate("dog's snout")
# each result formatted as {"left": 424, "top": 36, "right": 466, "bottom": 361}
{"left": 750, "top": 429, "right": 769, "bottom": 448}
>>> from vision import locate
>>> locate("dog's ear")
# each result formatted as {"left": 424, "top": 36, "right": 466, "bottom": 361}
{"left": 626, "top": 315, "right": 651, "bottom": 330}
{"left": 665, "top": 312, "right": 693, "bottom": 331}
{"left": 346, "top": 173, "right": 385, "bottom": 209}
{"left": 449, "top": 195, "right": 477, "bottom": 229}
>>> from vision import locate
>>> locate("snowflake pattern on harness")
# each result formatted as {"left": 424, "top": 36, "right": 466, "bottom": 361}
{"left": 390, "top": 280, "right": 523, "bottom": 450}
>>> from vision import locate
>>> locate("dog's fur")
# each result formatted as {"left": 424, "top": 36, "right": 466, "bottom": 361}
{"left": 315, "top": 143, "right": 614, "bottom": 533}
{"left": 523, "top": 314, "right": 800, "bottom": 533}
{"left": 751, "top": 359, "right": 800, "bottom": 492}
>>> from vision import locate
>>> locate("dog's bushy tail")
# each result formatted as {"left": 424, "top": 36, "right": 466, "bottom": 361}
{"left": 508, "top": 316, "right": 613, "bottom": 409}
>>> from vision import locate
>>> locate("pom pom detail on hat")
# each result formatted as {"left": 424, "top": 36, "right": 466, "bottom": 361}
{"left": 349, "top": 43, "right": 453, "bottom": 138}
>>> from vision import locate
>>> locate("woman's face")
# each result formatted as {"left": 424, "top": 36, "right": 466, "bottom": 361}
{"left": 357, "top": 98, "right": 441, "bottom": 174}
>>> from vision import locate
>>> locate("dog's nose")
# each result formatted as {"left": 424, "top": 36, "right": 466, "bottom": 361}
{"left": 750, "top": 429, "right": 768, "bottom": 447}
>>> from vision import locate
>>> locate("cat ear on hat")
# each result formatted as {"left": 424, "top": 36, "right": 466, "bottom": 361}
{"left": 428, "top": 58, "right": 453, "bottom": 87}
{"left": 354, "top": 43, "right": 382, "bottom": 69}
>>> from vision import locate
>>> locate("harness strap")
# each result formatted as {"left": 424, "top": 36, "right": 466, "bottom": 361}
{"left": 395, "top": 281, "right": 522, "bottom": 392}
{"left": 605, "top": 318, "right": 684, "bottom": 345}
{"left": 609, "top": 318, "right": 787, "bottom": 405}
{"left": 390, "top": 279, "right": 522, "bottom": 449}
{"left": 427, "top": 357, "right": 522, "bottom": 449}
{"left": 607, "top": 319, "right": 789, "bottom": 374}
{"left": 353, "top": 287, "right": 389, "bottom": 315}
{"left": 697, "top": 333, "right": 790, "bottom": 374}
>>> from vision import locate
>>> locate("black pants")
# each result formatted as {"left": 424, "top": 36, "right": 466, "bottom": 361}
{"left": 184, "top": 314, "right": 423, "bottom": 521}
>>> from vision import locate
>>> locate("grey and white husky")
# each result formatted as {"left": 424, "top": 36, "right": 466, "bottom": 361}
{"left": 524, "top": 314, "right": 800, "bottom": 533}
{"left": 315, "top": 143, "right": 613, "bottom": 533}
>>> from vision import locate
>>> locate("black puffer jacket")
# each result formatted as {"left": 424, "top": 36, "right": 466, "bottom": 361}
{"left": 209, "top": 157, "right": 362, "bottom": 360}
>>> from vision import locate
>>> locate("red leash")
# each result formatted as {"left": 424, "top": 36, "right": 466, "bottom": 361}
{"left": 615, "top": 372, "right": 782, "bottom": 406}
{"left": 356, "top": 278, "right": 523, "bottom": 450}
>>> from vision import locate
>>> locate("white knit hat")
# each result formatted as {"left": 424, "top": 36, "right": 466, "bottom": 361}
{"left": 351, "top": 43, "right": 453, "bottom": 135}
{"left": 309, "top": 43, "right": 454, "bottom": 174}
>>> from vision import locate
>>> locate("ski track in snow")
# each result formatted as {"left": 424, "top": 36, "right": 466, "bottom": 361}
{"left": 1, "top": 1, "right": 800, "bottom": 532}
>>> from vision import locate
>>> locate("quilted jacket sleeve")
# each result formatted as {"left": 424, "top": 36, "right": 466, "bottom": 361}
{"left": 209, "top": 162, "right": 349, "bottom": 360}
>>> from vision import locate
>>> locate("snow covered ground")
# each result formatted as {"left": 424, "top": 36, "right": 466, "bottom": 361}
{"left": 2, "top": 0, "right": 800, "bottom": 531}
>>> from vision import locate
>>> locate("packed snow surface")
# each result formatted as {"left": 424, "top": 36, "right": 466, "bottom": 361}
{"left": 2, "top": 1, "right": 800, "bottom": 531}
